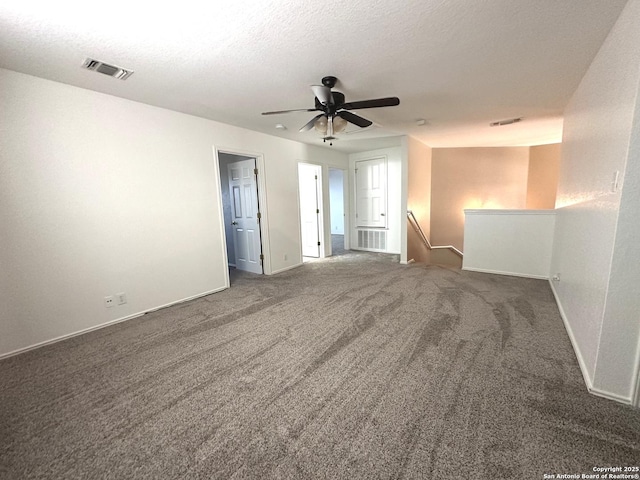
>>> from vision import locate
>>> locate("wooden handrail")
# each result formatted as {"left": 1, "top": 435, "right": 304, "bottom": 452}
{"left": 407, "top": 210, "right": 463, "bottom": 257}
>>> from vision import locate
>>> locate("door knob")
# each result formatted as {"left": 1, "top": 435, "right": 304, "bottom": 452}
{"left": 232, "top": 221, "right": 238, "bottom": 225}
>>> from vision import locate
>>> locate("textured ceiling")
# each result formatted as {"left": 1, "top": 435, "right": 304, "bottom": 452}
{"left": 0, "top": 0, "right": 629, "bottom": 152}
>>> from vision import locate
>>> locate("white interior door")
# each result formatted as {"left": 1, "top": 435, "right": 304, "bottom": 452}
{"left": 299, "top": 163, "right": 321, "bottom": 258}
{"left": 356, "top": 157, "right": 387, "bottom": 228}
{"left": 228, "top": 159, "right": 263, "bottom": 274}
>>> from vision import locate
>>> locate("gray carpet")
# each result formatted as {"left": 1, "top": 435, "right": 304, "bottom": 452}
{"left": 331, "top": 234, "right": 346, "bottom": 256}
{"left": 1, "top": 252, "right": 639, "bottom": 479}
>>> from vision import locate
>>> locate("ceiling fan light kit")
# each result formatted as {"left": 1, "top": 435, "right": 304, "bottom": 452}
{"left": 262, "top": 76, "right": 400, "bottom": 145}
{"left": 314, "top": 114, "right": 348, "bottom": 134}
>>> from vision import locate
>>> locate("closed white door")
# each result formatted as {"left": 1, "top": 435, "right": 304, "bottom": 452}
{"left": 299, "top": 163, "right": 322, "bottom": 258}
{"left": 228, "top": 159, "right": 263, "bottom": 274}
{"left": 356, "top": 157, "right": 386, "bottom": 228}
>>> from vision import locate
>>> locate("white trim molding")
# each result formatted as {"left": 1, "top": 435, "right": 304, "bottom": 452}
{"left": 464, "top": 209, "right": 557, "bottom": 216}
{"left": 548, "top": 280, "right": 594, "bottom": 392}
{"left": 462, "top": 267, "right": 548, "bottom": 280}
{"left": 214, "top": 146, "right": 271, "bottom": 275}
{"left": 269, "top": 263, "right": 303, "bottom": 275}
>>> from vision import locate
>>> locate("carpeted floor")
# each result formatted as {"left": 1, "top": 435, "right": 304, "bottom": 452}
{"left": 1, "top": 252, "right": 639, "bottom": 479}
{"left": 331, "top": 234, "right": 346, "bottom": 256}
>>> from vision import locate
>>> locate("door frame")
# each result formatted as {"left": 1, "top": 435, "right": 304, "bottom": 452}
{"left": 214, "top": 146, "right": 271, "bottom": 278}
{"left": 354, "top": 156, "right": 388, "bottom": 229}
{"left": 226, "top": 157, "right": 263, "bottom": 274}
{"left": 327, "top": 166, "right": 349, "bottom": 256}
{"left": 297, "top": 162, "right": 324, "bottom": 258}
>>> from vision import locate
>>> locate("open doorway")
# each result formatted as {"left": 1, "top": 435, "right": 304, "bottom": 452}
{"left": 298, "top": 163, "right": 323, "bottom": 259}
{"left": 218, "top": 151, "right": 264, "bottom": 274}
{"left": 329, "top": 168, "right": 347, "bottom": 256}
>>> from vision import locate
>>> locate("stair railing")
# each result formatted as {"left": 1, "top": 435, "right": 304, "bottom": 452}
{"left": 407, "top": 210, "right": 463, "bottom": 257}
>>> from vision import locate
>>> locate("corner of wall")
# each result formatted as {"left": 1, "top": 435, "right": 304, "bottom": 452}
{"left": 401, "top": 137, "right": 409, "bottom": 264}
{"left": 406, "top": 137, "right": 432, "bottom": 263}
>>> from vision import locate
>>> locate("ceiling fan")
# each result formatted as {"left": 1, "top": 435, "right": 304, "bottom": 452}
{"left": 262, "top": 76, "right": 400, "bottom": 145}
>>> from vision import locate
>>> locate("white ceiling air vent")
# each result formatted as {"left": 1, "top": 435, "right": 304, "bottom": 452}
{"left": 82, "top": 58, "right": 134, "bottom": 80}
{"left": 489, "top": 117, "right": 522, "bottom": 127}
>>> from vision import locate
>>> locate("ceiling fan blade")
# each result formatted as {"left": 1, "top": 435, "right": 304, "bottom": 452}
{"left": 299, "top": 114, "right": 324, "bottom": 132}
{"left": 337, "top": 111, "right": 373, "bottom": 128}
{"left": 311, "top": 85, "right": 334, "bottom": 105}
{"left": 341, "top": 97, "right": 400, "bottom": 110}
{"left": 262, "top": 108, "right": 318, "bottom": 115}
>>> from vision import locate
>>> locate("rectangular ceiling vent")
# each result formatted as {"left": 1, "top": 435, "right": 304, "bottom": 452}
{"left": 489, "top": 117, "right": 522, "bottom": 127}
{"left": 82, "top": 58, "right": 134, "bottom": 80}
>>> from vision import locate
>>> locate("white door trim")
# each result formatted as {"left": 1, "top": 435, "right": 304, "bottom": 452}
{"left": 328, "top": 166, "right": 349, "bottom": 256}
{"left": 354, "top": 155, "right": 388, "bottom": 229}
{"left": 227, "top": 158, "right": 262, "bottom": 274}
{"left": 214, "top": 146, "right": 271, "bottom": 275}
{"left": 298, "top": 162, "right": 323, "bottom": 258}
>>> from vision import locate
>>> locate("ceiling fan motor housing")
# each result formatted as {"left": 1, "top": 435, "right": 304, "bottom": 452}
{"left": 315, "top": 92, "right": 346, "bottom": 112}
{"left": 321, "top": 76, "right": 338, "bottom": 88}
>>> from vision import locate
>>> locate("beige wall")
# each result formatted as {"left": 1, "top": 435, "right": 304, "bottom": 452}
{"left": 431, "top": 147, "right": 530, "bottom": 252}
{"left": 408, "top": 143, "right": 560, "bottom": 266}
{"left": 526, "top": 143, "right": 561, "bottom": 209}
{"left": 407, "top": 137, "right": 432, "bottom": 263}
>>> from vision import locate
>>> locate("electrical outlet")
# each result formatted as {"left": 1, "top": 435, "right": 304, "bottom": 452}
{"left": 104, "top": 296, "right": 115, "bottom": 308}
{"left": 116, "top": 292, "right": 127, "bottom": 305}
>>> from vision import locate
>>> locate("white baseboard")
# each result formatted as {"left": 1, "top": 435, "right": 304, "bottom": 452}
{"left": 547, "top": 280, "right": 633, "bottom": 405}
{"left": 634, "top": 364, "right": 640, "bottom": 408}
{"left": 268, "top": 263, "right": 303, "bottom": 275}
{"left": 589, "top": 386, "right": 632, "bottom": 405}
{"left": 462, "top": 277, "right": 635, "bottom": 406}
{"left": 548, "top": 279, "right": 594, "bottom": 392}
{"left": 0, "top": 286, "right": 228, "bottom": 360}
{"left": 462, "top": 267, "right": 549, "bottom": 280}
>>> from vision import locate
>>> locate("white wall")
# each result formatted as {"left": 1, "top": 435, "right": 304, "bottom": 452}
{"left": 0, "top": 68, "right": 348, "bottom": 357}
{"left": 349, "top": 147, "right": 402, "bottom": 254}
{"left": 550, "top": 0, "right": 640, "bottom": 404}
{"left": 329, "top": 169, "right": 345, "bottom": 235}
{"left": 463, "top": 210, "right": 556, "bottom": 279}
